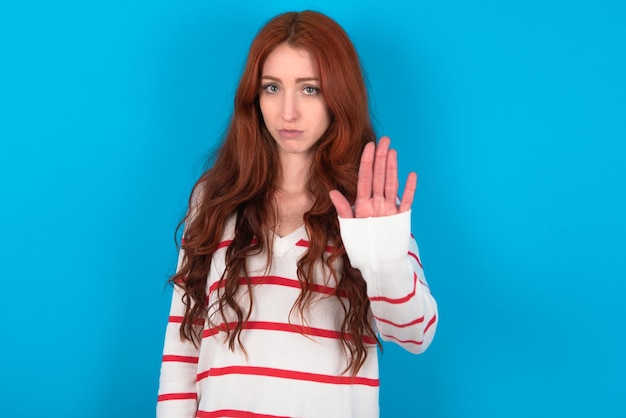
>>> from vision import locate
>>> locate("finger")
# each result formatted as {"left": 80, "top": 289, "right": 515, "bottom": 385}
{"left": 399, "top": 172, "right": 418, "bottom": 213}
{"left": 385, "top": 148, "right": 399, "bottom": 203}
{"left": 356, "top": 142, "right": 375, "bottom": 202}
{"left": 329, "top": 190, "right": 354, "bottom": 218}
{"left": 372, "top": 137, "right": 390, "bottom": 198}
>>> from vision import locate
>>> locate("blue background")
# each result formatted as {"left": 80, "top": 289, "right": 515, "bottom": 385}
{"left": 1, "top": 0, "right": 625, "bottom": 417}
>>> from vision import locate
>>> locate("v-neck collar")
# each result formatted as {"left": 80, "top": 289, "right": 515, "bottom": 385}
{"left": 271, "top": 224, "right": 307, "bottom": 256}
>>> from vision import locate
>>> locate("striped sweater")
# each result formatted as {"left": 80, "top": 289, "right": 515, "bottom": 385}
{"left": 157, "top": 210, "right": 438, "bottom": 418}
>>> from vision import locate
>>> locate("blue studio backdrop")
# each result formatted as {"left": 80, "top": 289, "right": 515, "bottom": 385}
{"left": 1, "top": 0, "right": 625, "bottom": 417}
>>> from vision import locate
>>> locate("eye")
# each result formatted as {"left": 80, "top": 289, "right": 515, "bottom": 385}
{"left": 261, "top": 83, "right": 280, "bottom": 94}
{"left": 303, "top": 86, "right": 320, "bottom": 96}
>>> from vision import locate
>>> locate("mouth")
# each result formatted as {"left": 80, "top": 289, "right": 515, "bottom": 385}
{"left": 278, "top": 129, "right": 303, "bottom": 139}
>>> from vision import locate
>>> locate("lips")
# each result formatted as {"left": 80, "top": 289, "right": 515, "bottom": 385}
{"left": 278, "top": 129, "right": 303, "bottom": 139}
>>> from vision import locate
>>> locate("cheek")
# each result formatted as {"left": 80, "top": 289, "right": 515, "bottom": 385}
{"left": 321, "top": 110, "right": 331, "bottom": 131}
{"left": 315, "top": 104, "right": 330, "bottom": 130}
{"left": 259, "top": 97, "right": 272, "bottom": 121}
{"left": 258, "top": 98, "right": 266, "bottom": 118}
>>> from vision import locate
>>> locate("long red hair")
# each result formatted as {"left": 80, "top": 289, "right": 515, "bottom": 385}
{"left": 171, "top": 10, "right": 378, "bottom": 375}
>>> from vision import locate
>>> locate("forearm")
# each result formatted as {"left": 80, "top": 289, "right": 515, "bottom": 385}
{"left": 157, "top": 250, "right": 200, "bottom": 417}
{"left": 339, "top": 210, "right": 438, "bottom": 353}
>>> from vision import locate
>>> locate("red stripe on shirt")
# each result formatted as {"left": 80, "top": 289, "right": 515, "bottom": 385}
{"left": 407, "top": 252, "right": 429, "bottom": 288}
{"left": 204, "top": 320, "right": 377, "bottom": 345}
{"left": 157, "top": 392, "right": 197, "bottom": 402}
{"left": 209, "top": 276, "right": 343, "bottom": 297}
{"left": 408, "top": 250, "right": 423, "bottom": 268}
{"left": 197, "top": 366, "right": 379, "bottom": 387}
{"left": 295, "top": 239, "right": 337, "bottom": 253}
{"left": 162, "top": 355, "right": 199, "bottom": 364}
{"left": 215, "top": 238, "right": 258, "bottom": 251}
{"left": 169, "top": 316, "right": 204, "bottom": 326}
{"left": 379, "top": 331, "right": 424, "bottom": 346}
{"left": 216, "top": 240, "right": 232, "bottom": 250}
{"left": 197, "top": 410, "right": 290, "bottom": 418}
{"left": 202, "top": 327, "right": 220, "bottom": 338}
{"left": 373, "top": 314, "right": 424, "bottom": 328}
{"left": 424, "top": 313, "right": 438, "bottom": 334}
{"left": 369, "top": 272, "right": 417, "bottom": 304}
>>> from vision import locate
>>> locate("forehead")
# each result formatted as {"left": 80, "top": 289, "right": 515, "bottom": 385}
{"left": 261, "top": 43, "right": 319, "bottom": 77}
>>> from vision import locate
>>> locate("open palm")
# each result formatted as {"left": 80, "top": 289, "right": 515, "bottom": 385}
{"left": 330, "top": 136, "right": 417, "bottom": 218}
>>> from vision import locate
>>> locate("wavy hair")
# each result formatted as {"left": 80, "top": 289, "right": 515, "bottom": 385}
{"left": 170, "top": 10, "right": 379, "bottom": 375}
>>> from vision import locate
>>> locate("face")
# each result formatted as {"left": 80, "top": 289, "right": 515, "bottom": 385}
{"left": 259, "top": 43, "right": 330, "bottom": 160}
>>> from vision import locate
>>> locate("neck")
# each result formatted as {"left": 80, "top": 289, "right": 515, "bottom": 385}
{"left": 276, "top": 153, "right": 313, "bottom": 194}
{"left": 271, "top": 153, "right": 314, "bottom": 237}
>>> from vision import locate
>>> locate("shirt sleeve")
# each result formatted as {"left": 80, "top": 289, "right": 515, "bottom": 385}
{"left": 157, "top": 187, "right": 204, "bottom": 417}
{"left": 156, "top": 247, "right": 201, "bottom": 418}
{"left": 338, "top": 210, "right": 438, "bottom": 353}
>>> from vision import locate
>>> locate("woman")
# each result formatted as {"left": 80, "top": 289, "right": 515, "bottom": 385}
{"left": 157, "top": 10, "right": 437, "bottom": 418}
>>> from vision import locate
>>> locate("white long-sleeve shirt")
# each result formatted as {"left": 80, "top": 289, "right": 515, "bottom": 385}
{"left": 157, "top": 210, "right": 438, "bottom": 418}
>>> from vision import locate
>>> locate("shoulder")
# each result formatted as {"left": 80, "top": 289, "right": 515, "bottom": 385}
{"left": 185, "top": 179, "right": 207, "bottom": 224}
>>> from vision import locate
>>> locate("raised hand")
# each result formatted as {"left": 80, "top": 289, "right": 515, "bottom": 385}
{"left": 329, "top": 136, "right": 417, "bottom": 218}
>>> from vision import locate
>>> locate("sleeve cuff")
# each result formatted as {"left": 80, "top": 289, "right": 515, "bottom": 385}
{"left": 338, "top": 210, "right": 412, "bottom": 272}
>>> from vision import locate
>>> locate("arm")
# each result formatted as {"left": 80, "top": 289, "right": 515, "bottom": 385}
{"left": 330, "top": 137, "right": 438, "bottom": 353}
{"left": 338, "top": 211, "right": 438, "bottom": 353}
{"left": 156, "top": 248, "right": 201, "bottom": 418}
{"left": 157, "top": 187, "right": 204, "bottom": 417}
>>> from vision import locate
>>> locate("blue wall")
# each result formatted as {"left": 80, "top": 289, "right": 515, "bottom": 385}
{"left": 1, "top": 0, "right": 624, "bottom": 417}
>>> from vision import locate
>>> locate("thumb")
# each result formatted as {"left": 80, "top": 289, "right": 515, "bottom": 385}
{"left": 329, "top": 190, "right": 354, "bottom": 219}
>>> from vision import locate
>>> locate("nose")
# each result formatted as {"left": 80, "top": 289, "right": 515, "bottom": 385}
{"left": 281, "top": 91, "right": 299, "bottom": 122}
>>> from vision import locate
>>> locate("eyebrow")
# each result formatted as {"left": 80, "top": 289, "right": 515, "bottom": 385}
{"left": 261, "top": 76, "right": 320, "bottom": 83}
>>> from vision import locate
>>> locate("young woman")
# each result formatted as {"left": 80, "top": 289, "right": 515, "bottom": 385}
{"left": 157, "top": 10, "right": 438, "bottom": 418}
